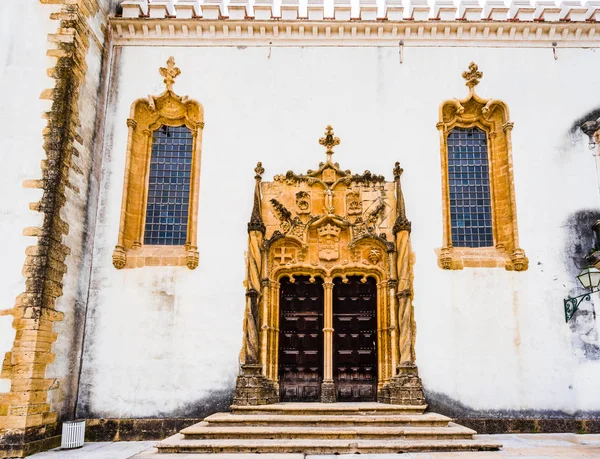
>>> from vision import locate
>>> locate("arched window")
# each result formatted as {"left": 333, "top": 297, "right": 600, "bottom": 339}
{"left": 144, "top": 125, "right": 193, "bottom": 246}
{"left": 437, "top": 63, "right": 527, "bottom": 271}
{"left": 112, "top": 57, "right": 203, "bottom": 270}
{"left": 447, "top": 127, "right": 493, "bottom": 248}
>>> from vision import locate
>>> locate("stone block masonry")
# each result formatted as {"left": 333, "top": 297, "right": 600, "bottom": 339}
{"left": 0, "top": 0, "right": 110, "bottom": 457}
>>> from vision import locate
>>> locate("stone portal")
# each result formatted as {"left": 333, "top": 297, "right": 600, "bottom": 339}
{"left": 233, "top": 126, "right": 425, "bottom": 405}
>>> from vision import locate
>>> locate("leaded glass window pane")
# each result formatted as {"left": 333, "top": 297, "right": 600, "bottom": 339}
{"left": 447, "top": 127, "right": 493, "bottom": 248}
{"left": 144, "top": 125, "right": 193, "bottom": 246}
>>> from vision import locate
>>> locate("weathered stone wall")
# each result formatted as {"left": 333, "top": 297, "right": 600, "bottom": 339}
{"left": 0, "top": 0, "right": 60, "bottom": 399}
{"left": 0, "top": 0, "right": 118, "bottom": 456}
{"left": 78, "top": 43, "right": 600, "bottom": 421}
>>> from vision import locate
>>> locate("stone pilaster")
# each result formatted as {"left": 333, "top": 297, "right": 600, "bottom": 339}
{"left": 321, "top": 281, "right": 335, "bottom": 403}
{"left": 320, "top": 381, "right": 336, "bottom": 403}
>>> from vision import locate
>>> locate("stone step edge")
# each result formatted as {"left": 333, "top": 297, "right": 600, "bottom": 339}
{"left": 156, "top": 434, "right": 502, "bottom": 453}
{"left": 182, "top": 429, "right": 475, "bottom": 440}
{"left": 204, "top": 411, "right": 452, "bottom": 422}
{"left": 205, "top": 413, "right": 450, "bottom": 423}
{"left": 231, "top": 403, "right": 428, "bottom": 412}
{"left": 183, "top": 423, "right": 476, "bottom": 435}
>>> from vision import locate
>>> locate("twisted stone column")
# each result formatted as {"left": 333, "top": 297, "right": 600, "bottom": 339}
{"left": 396, "top": 230, "right": 415, "bottom": 365}
{"left": 233, "top": 163, "right": 278, "bottom": 405}
{"left": 387, "top": 161, "right": 425, "bottom": 406}
{"left": 240, "top": 231, "right": 262, "bottom": 365}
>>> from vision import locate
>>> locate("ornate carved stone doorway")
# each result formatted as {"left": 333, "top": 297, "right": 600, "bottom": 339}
{"left": 233, "top": 126, "right": 426, "bottom": 406}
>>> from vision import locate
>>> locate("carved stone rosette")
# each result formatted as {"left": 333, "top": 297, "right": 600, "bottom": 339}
{"left": 233, "top": 128, "right": 425, "bottom": 406}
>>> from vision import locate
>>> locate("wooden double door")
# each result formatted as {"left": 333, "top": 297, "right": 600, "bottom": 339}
{"left": 278, "top": 275, "right": 378, "bottom": 402}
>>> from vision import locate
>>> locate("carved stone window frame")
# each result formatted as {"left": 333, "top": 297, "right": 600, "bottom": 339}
{"left": 112, "top": 58, "right": 204, "bottom": 270}
{"left": 436, "top": 63, "right": 528, "bottom": 271}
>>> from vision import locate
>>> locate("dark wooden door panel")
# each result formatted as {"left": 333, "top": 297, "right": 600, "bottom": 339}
{"left": 279, "top": 276, "right": 324, "bottom": 402}
{"left": 333, "top": 276, "right": 377, "bottom": 402}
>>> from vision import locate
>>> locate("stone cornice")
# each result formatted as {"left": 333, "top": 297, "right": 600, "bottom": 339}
{"left": 111, "top": 17, "right": 600, "bottom": 46}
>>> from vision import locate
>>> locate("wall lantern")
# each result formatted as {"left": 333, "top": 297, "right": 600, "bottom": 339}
{"left": 582, "top": 118, "right": 600, "bottom": 150}
{"left": 564, "top": 266, "right": 600, "bottom": 322}
{"left": 576, "top": 266, "right": 600, "bottom": 290}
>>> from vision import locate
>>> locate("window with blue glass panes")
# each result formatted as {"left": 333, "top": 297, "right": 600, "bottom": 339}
{"left": 144, "top": 125, "right": 192, "bottom": 246}
{"left": 447, "top": 127, "right": 493, "bottom": 248}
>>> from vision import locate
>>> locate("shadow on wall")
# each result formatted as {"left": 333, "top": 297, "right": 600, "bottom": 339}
{"left": 564, "top": 210, "right": 600, "bottom": 361}
{"left": 425, "top": 389, "right": 600, "bottom": 421}
{"left": 77, "top": 387, "right": 234, "bottom": 420}
{"left": 569, "top": 107, "right": 600, "bottom": 138}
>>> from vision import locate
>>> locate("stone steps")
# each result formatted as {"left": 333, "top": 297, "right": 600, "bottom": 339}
{"left": 155, "top": 403, "right": 502, "bottom": 454}
{"left": 157, "top": 435, "right": 502, "bottom": 454}
{"left": 181, "top": 423, "right": 476, "bottom": 440}
{"left": 201, "top": 412, "right": 452, "bottom": 427}
{"left": 230, "top": 402, "right": 427, "bottom": 416}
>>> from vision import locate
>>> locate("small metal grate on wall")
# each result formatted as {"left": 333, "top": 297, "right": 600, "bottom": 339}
{"left": 144, "top": 125, "right": 193, "bottom": 246}
{"left": 447, "top": 127, "right": 493, "bottom": 248}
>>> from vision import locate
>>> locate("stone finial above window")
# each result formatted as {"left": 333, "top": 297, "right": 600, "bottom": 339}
{"left": 436, "top": 62, "right": 528, "bottom": 271}
{"left": 112, "top": 57, "right": 204, "bottom": 270}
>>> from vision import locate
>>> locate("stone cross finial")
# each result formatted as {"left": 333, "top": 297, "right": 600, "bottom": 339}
{"left": 160, "top": 56, "right": 181, "bottom": 92}
{"left": 462, "top": 62, "right": 483, "bottom": 88}
{"left": 319, "top": 125, "right": 340, "bottom": 162}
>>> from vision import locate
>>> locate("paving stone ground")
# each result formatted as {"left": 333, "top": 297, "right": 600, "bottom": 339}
{"left": 27, "top": 434, "right": 600, "bottom": 459}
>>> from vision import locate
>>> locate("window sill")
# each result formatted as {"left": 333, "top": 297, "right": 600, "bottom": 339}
{"left": 435, "top": 246, "right": 528, "bottom": 271}
{"left": 112, "top": 244, "right": 198, "bottom": 270}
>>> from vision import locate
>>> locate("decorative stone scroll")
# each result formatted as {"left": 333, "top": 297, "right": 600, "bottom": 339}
{"left": 233, "top": 125, "right": 424, "bottom": 406}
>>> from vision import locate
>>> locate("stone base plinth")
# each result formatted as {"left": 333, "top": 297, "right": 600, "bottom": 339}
{"left": 320, "top": 381, "right": 336, "bottom": 403}
{"left": 387, "top": 363, "right": 426, "bottom": 406}
{"left": 377, "top": 384, "right": 391, "bottom": 404}
{"left": 232, "top": 364, "right": 279, "bottom": 406}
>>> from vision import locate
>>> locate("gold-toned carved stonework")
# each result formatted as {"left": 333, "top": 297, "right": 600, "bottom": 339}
{"left": 160, "top": 56, "right": 181, "bottom": 92}
{"left": 295, "top": 191, "right": 311, "bottom": 215}
{"left": 317, "top": 222, "right": 342, "bottom": 261}
{"left": 346, "top": 190, "right": 362, "bottom": 215}
{"left": 437, "top": 63, "right": 528, "bottom": 271}
{"left": 112, "top": 57, "right": 204, "bottom": 270}
{"left": 462, "top": 61, "right": 483, "bottom": 88}
{"left": 234, "top": 126, "right": 425, "bottom": 405}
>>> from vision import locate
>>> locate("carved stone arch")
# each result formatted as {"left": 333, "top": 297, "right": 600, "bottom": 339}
{"left": 112, "top": 57, "right": 204, "bottom": 270}
{"left": 436, "top": 63, "right": 528, "bottom": 271}
{"left": 272, "top": 266, "right": 325, "bottom": 284}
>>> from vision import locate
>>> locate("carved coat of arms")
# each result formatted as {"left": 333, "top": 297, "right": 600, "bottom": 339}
{"left": 317, "top": 223, "right": 341, "bottom": 261}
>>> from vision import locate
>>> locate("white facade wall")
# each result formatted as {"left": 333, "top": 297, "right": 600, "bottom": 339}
{"left": 77, "top": 43, "right": 600, "bottom": 417}
{"left": 41, "top": 0, "right": 123, "bottom": 421}
{"left": 0, "top": 0, "right": 60, "bottom": 394}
